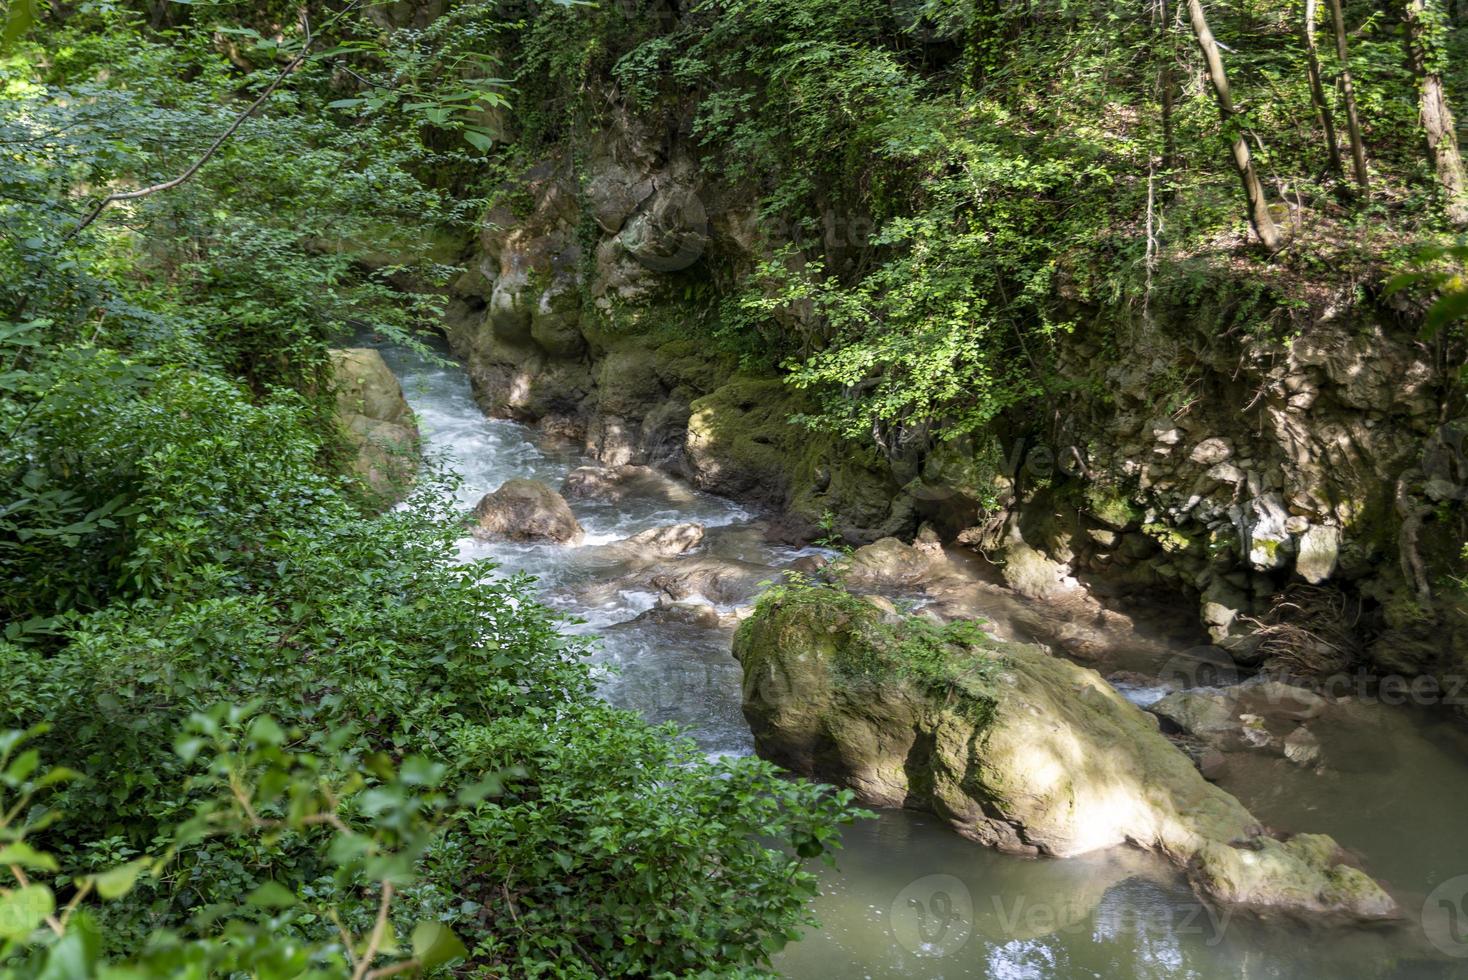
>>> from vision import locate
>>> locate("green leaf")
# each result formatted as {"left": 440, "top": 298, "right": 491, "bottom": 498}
{"left": 35, "top": 919, "right": 101, "bottom": 980}
{"left": 1380, "top": 271, "right": 1422, "bottom": 297}
{"left": 93, "top": 858, "right": 150, "bottom": 899}
{"left": 0, "top": 884, "right": 54, "bottom": 939}
{"left": 1, "top": 0, "right": 38, "bottom": 51}
{"left": 245, "top": 881, "right": 297, "bottom": 908}
{"left": 4, "top": 748, "right": 41, "bottom": 784}
{"left": 247, "top": 715, "right": 286, "bottom": 747}
{"left": 0, "top": 841, "right": 59, "bottom": 871}
{"left": 410, "top": 921, "right": 467, "bottom": 970}
{"left": 1424, "top": 288, "right": 1468, "bottom": 338}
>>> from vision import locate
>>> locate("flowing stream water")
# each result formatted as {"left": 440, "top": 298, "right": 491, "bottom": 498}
{"left": 377, "top": 339, "right": 1468, "bottom": 980}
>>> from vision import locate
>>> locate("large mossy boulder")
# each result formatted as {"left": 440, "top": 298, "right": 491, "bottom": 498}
{"left": 733, "top": 586, "right": 1396, "bottom": 920}
{"left": 328, "top": 348, "right": 419, "bottom": 507}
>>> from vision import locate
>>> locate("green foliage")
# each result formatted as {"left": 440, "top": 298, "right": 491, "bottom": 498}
{"left": 1, "top": 5, "right": 859, "bottom": 976}
{"left": 1384, "top": 240, "right": 1468, "bottom": 344}
{"left": 0, "top": 716, "right": 487, "bottom": 978}
{"left": 752, "top": 579, "right": 1001, "bottom": 722}
{"left": 477, "top": 0, "right": 1468, "bottom": 447}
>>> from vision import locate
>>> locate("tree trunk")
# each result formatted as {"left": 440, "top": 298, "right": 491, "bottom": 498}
{"left": 1326, "top": 0, "right": 1371, "bottom": 191}
{"left": 1304, "top": 0, "right": 1345, "bottom": 177}
{"left": 1185, "top": 0, "right": 1281, "bottom": 248}
{"left": 1405, "top": 0, "right": 1468, "bottom": 225}
{"left": 1160, "top": 0, "right": 1179, "bottom": 185}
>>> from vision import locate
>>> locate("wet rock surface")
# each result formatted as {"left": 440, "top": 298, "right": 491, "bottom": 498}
{"left": 560, "top": 464, "right": 696, "bottom": 506}
{"left": 472, "top": 478, "right": 584, "bottom": 543}
{"left": 735, "top": 590, "right": 1397, "bottom": 920}
{"left": 1150, "top": 677, "right": 1328, "bottom": 759}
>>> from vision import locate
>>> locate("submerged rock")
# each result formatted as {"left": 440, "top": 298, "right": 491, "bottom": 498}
{"left": 627, "top": 598, "right": 727, "bottom": 630}
{"left": 646, "top": 556, "right": 773, "bottom": 605}
{"left": 734, "top": 587, "right": 1396, "bottom": 920}
{"left": 560, "top": 463, "right": 694, "bottom": 505}
{"left": 472, "top": 478, "right": 584, "bottom": 544}
{"left": 615, "top": 522, "right": 706, "bottom": 559}
{"left": 329, "top": 348, "right": 419, "bottom": 506}
{"left": 1150, "top": 678, "right": 1328, "bottom": 757}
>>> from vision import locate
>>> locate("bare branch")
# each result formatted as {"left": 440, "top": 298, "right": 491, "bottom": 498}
{"left": 63, "top": 17, "right": 315, "bottom": 243}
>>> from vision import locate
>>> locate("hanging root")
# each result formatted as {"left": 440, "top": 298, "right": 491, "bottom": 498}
{"left": 957, "top": 512, "right": 1010, "bottom": 554}
{"left": 1241, "top": 584, "right": 1363, "bottom": 679}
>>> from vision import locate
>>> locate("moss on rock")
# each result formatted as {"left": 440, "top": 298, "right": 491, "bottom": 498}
{"left": 328, "top": 348, "right": 419, "bottom": 508}
{"left": 734, "top": 586, "right": 1398, "bottom": 920}
{"left": 685, "top": 379, "right": 910, "bottom": 541}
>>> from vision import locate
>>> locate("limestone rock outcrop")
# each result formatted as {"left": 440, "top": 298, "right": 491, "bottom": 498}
{"left": 734, "top": 588, "right": 1397, "bottom": 920}
{"left": 328, "top": 348, "right": 419, "bottom": 506}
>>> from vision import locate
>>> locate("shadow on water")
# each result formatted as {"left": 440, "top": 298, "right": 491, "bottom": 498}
{"left": 375, "top": 337, "right": 1468, "bottom": 980}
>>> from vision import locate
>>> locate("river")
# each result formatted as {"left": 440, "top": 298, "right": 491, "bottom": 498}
{"left": 376, "top": 338, "right": 1468, "bottom": 980}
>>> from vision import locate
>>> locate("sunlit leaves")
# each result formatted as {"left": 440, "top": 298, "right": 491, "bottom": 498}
{"left": 0, "top": 0, "right": 39, "bottom": 52}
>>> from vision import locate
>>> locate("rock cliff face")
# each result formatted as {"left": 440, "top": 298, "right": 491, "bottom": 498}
{"left": 438, "top": 103, "right": 1467, "bottom": 690}
{"left": 439, "top": 109, "right": 914, "bottom": 547}
{"left": 1046, "top": 297, "right": 1468, "bottom": 680}
{"left": 734, "top": 587, "right": 1397, "bottom": 920}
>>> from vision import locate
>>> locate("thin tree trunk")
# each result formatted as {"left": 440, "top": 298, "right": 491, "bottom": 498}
{"left": 1159, "top": 0, "right": 1179, "bottom": 185}
{"left": 1326, "top": 0, "right": 1371, "bottom": 191}
{"left": 1304, "top": 0, "right": 1345, "bottom": 177}
{"left": 1405, "top": 0, "right": 1468, "bottom": 225}
{"left": 1185, "top": 0, "right": 1282, "bottom": 248}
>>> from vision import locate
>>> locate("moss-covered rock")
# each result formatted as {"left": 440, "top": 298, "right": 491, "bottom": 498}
{"left": 1190, "top": 835, "right": 1396, "bottom": 919}
{"left": 596, "top": 345, "right": 666, "bottom": 417}
{"left": 529, "top": 283, "right": 587, "bottom": 357}
{"left": 328, "top": 348, "right": 419, "bottom": 507}
{"left": 685, "top": 378, "right": 801, "bottom": 502}
{"left": 734, "top": 587, "right": 1397, "bottom": 919}
{"left": 685, "top": 379, "right": 911, "bottom": 541}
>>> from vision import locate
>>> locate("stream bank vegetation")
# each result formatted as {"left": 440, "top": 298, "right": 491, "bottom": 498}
{"left": 0, "top": 3, "right": 857, "bottom": 975}
{"left": 495, "top": 0, "right": 1468, "bottom": 438}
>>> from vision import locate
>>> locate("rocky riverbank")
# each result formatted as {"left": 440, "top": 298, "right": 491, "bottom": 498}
{"left": 433, "top": 116, "right": 1468, "bottom": 704}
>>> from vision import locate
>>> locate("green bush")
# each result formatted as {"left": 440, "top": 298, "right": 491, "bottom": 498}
{"left": 1, "top": 9, "right": 858, "bottom": 976}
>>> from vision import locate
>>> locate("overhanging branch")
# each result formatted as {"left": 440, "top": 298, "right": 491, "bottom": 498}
{"left": 63, "top": 16, "right": 315, "bottom": 242}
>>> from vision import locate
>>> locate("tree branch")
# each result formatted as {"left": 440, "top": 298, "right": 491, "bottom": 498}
{"left": 350, "top": 881, "right": 395, "bottom": 980}
{"left": 63, "top": 17, "right": 315, "bottom": 243}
